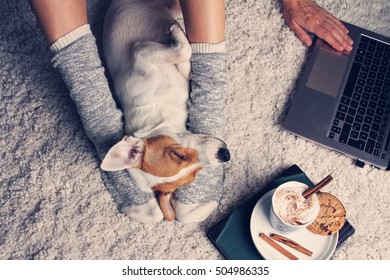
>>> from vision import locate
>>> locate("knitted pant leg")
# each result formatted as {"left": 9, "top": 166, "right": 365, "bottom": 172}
{"left": 50, "top": 26, "right": 163, "bottom": 223}
{"left": 174, "top": 46, "right": 227, "bottom": 223}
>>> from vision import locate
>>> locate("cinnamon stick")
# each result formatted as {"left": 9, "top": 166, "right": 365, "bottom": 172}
{"left": 302, "top": 175, "right": 333, "bottom": 199}
{"left": 270, "top": 233, "right": 313, "bottom": 257}
{"left": 259, "top": 233, "right": 298, "bottom": 260}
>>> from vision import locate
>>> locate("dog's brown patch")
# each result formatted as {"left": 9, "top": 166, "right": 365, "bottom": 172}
{"left": 141, "top": 135, "right": 200, "bottom": 178}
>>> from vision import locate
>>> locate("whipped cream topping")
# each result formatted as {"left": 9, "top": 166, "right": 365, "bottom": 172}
{"left": 273, "top": 184, "right": 320, "bottom": 225}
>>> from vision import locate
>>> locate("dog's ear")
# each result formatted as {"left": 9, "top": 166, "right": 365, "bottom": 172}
{"left": 100, "top": 137, "right": 145, "bottom": 171}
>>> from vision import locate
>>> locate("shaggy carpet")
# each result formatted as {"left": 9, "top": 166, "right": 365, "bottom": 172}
{"left": 1, "top": 0, "right": 389, "bottom": 259}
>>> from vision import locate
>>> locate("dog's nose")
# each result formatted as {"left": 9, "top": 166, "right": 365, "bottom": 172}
{"left": 217, "top": 147, "right": 230, "bottom": 162}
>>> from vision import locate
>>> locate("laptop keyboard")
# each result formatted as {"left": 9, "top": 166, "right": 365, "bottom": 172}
{"left": 328, "top": 35, "right": 390, "bottom": 159}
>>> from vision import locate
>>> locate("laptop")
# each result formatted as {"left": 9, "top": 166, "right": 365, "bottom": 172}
{"left": 284, "top": 21, "right": 390, "bottom": 170}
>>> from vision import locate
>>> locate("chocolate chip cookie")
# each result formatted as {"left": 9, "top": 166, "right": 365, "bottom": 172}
{"left": 307, "top": 192, "right": 346, "bottom": 235}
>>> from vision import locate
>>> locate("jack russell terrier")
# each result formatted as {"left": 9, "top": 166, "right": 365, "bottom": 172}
{"left": 101, "top": 0, "right": 230, "bottom": 221}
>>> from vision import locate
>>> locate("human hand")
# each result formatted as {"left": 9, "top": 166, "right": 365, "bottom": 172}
{"left": 282, "top": 0, "right": 353, "bottom": 51}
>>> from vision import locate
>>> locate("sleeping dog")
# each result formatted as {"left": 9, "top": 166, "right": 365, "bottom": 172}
{"left": 101, "top": 0, "right": 230, "bottom": 221}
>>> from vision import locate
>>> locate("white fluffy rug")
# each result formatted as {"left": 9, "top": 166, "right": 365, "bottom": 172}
{"left": 1, "top": 0, "right": 389, "bottom": 260}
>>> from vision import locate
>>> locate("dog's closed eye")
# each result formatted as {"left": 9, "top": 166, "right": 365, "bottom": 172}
{"left": 171, "top": 149, "right": 187, "bottom": 162}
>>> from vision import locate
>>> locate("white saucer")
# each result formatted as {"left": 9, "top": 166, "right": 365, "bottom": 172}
{"left": 250, "top": 188, "right": 338, "bottom": 260}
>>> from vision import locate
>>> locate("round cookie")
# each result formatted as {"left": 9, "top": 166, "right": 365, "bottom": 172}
{"left": 307, "top": 192, "right": 346, "bottom": 236}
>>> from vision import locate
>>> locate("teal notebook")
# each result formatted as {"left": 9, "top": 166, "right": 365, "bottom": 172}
{"left": 207, "top": 165, "right": 355, "bottom": 260}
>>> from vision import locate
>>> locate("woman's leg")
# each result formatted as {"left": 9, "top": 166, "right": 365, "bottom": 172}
{"left": 28, "top": 0, "right": 164, "bottom": 223}
{"left": 28, "top": 0, "right": 88, "bottom": 45}
{"left": 174, "top": 0, "right": 228, "bottom": 223}
{"left": 179, "top": 0, "right": 225, "bottom": 44}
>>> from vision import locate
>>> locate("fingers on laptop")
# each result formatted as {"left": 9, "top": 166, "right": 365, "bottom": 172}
{"left": 304, "top": 12, "right": 354, "bottom": 51}
{"left": 283, "top": 0, "right": 353, "bottom": 51}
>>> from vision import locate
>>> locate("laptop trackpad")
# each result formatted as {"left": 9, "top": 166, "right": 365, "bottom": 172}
{"left": 306, "top": 48, "right": 349, "bottom": 97}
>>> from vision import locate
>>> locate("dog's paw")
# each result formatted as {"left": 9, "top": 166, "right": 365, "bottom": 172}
{"left": 169, "top": 22, "right": 184, "bottom": 37}
{"left": 169, "top": 23, "right": 191, "bottom": 61}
